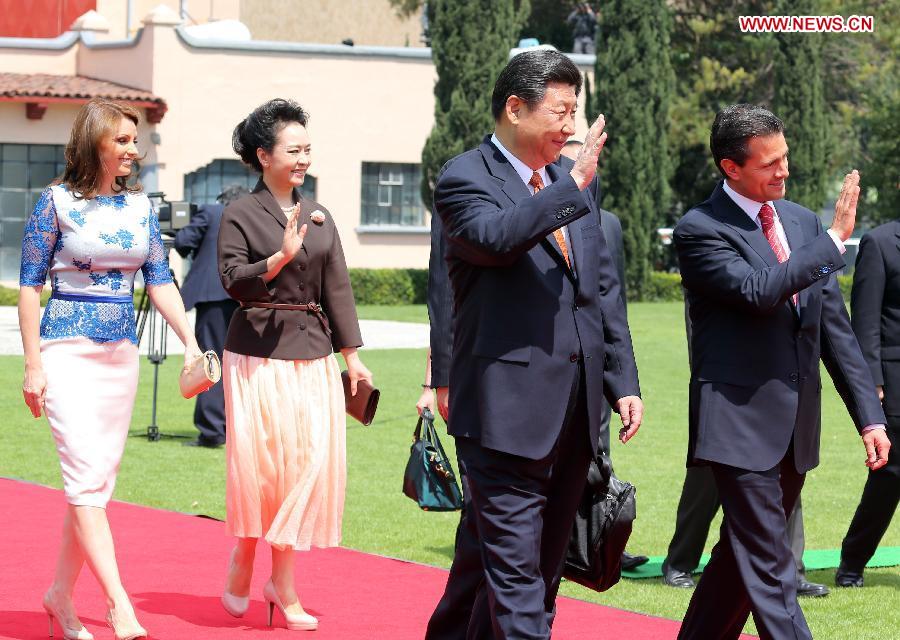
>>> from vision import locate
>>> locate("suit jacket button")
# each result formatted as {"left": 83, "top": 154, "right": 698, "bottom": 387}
{"left": 299, "top": 323, "right": 306, "bottom": 330}
{"left": 790, "top": 373, "right": 799, "bottom": 382}
{"left": 299, "top": 263, "right": 307, "bottom": 271}
{"left": 299, "top": 282, "right": 305, "bottom": 290}
{"left": 569, "top": 353, "right": 579, "bottom": 363}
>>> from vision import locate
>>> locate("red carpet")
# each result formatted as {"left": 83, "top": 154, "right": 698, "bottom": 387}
{"left": 0, "top": 477, "right": 744, "bottom": 639}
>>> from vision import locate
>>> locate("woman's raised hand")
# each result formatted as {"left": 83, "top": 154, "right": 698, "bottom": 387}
{"left": 281, "top": 204, "right": 308, "bottom": 261}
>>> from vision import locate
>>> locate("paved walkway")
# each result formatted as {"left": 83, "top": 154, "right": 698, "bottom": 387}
{"left": 0, "top": 306, "right": 428, "bottom": 355}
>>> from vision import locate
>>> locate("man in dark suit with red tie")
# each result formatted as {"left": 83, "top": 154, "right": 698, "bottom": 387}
{"left": 673, "top": 104, "right": 891, "bottom": 639}
{"left": 425, "top": 49, "right": 643, "bottom": 640}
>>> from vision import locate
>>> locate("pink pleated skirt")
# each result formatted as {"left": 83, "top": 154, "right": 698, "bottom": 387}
{"left": 223, "top": 350, "right": 346, "bottom": 551}
{"left": 41, "top": 337, "right": 140, "bottom": 508}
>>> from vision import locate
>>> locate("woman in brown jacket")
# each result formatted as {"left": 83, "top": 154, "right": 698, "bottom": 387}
{"left": 217, "top": 99, "right": 372, "bottom": 631}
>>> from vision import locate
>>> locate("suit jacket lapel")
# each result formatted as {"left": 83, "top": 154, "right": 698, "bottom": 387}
{"left": 712, "top": 182, "right": 778, "bottom": 268}
{"left": 479, "top": 139, "right": 575, "bottom": 280}
{"left": 479, "top": 138, "right": 530, "bottom": 205}
{"left": 252, "top": 179, "right": 308, "bottom": 254}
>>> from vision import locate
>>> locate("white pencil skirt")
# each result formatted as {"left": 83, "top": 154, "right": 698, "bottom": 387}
{"left": 41, "top": 337, "right": 140, "bottom": 507}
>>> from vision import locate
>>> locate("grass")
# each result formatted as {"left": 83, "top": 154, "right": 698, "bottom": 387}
{"left": 1, "top": 302, "right": 897, "bottom": 638}
{"left": 355, "top": 304, "right": 428, "bottom": 324}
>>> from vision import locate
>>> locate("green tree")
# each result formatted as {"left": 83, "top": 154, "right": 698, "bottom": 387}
{"left": 519, "top": 0, "right": 571, "bottom": 50}
{"left": 595, "top": 0, "right": 674, "bottom": 298}
{"left": 420, "top": 0, "right": 530, "bottom": 209}
{"left": 772, "top": 0, "right": 829, "bottom": 211}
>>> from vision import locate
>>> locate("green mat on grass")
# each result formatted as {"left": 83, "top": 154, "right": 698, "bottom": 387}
{"left": 622, "top": 546, "right": 900, "bottom": 579}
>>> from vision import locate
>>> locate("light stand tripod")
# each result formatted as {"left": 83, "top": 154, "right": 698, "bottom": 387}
{"left": 132, "top": 237, "right": 188, "bottom": 442}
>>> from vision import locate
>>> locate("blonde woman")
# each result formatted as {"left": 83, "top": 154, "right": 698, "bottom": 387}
{"left": 19, "top": 98, "right": 201, "bottom": 640}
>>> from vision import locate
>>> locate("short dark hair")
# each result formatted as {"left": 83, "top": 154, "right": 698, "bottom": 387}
{"left": 710, "top": 104, "right": 784, "bottom": 177}
{"left": 491, "top": 49, "right": 583, "bottom": 121}
{"left": 232, "top": 98, "right": 309, "bottom": 172}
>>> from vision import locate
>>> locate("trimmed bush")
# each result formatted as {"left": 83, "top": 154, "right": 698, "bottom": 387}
{"left": 644, "top": 272, "right": 684, "bottom": 302}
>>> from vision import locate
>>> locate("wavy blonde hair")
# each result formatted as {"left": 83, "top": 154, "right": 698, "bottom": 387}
{"left": 61, "top": 98, "right": 142, "bottom": 199}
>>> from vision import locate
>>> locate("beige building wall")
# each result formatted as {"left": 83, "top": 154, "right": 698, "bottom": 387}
{"left": 1, "top": 10, "right": 595, "bottom": 277}
{"left": 97, "top": 0, "right": 242, "bottom": 39}
{"left": 241, "top": 0, "right": 425, "bottom": 47}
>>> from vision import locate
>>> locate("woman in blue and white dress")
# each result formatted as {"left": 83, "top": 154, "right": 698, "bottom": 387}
{"left": 18, "top": 98, "right": 201, "bottom": 640}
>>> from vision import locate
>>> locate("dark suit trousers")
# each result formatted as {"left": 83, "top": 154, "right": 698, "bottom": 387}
{"left": 429, "top": 365, "right": 592, "bottom": 640}
{"left": 841, "top": 419, "right": 900, "bottom": 572}
{"left": 678, "top": 450, "right": 810, "bottom": 640}
{"left": 192, "top": 299, "right": 239, "bottom": 444}
{"left": 666, "top": 466, "right": 807, "bottom": 577}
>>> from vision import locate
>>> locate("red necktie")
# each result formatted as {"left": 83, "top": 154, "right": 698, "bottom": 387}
{"left": 529, "top": 171, "right": 570, "bottom": 268}
{"left": 758, "top": 203, "right": 798, "bottom": 306}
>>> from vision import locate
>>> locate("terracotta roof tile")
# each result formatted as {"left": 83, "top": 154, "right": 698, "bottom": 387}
{"left": 0, "top": 72, "right": 164, "bottom": 104}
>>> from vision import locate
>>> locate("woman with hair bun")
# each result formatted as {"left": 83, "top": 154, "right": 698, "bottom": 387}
{"left": 217, "top": 98, "right": 371, "bottom": 631}
{"left": 18, "top": 98, "right": 201, "bottom": 640}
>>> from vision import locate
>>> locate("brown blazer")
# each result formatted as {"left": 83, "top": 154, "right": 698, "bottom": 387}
{"left": 217, "top": 180, "right": 363, "bottom": 360}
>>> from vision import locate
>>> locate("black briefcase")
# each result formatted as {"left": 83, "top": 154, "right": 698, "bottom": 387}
{"left": 563, "top": 450, "right": 636, "bottom": 592}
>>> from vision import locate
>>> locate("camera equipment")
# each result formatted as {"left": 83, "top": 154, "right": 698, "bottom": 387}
{"left": 131, "top": 234, "right": 187, "bottom": 442}
{"left": 148, "top": 191, "right": 197, "bottom": 234}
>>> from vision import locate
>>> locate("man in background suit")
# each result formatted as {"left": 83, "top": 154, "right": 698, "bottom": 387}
{"left": 836, "top": 220, "right": 900, "bottom": 587}
{"left": 426, "top": 49, "right": 643, "bottom": 640}
{"left": 673, "top": 104, "right": 889, "bottom": 639}
{"left": 174, "top": 184, "right": 248, "bottom": 447}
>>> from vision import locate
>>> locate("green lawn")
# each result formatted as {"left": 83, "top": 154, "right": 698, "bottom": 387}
{"left": 2, "top": 302, "right": 897, "bottom": 638}
{"left": 356, "top": 304, "right": 429, "bottom": 324}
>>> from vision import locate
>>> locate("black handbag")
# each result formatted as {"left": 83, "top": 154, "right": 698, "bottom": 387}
{"left": 402, "top": 408, "right": 464, "bottom": 511}
{"left": 563, "top": 450, "right": 636, "bottom": 592}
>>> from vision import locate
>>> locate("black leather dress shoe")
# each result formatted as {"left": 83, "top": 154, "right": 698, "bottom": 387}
{"left": 621, "top": 552, "right": 650, "bottom": 572}
{"left": 797, "top": 578, "right": 829, "bottom": 597}
{"left": 835, "top": 566, "right": 864, "bottom": 588}
{"left": 662, "top": 564, "right": 696, "bottom": 588}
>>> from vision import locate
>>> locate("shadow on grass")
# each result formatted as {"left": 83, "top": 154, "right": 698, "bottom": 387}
{"left": 425, "top": 545, "right": 457, "bottom": 562}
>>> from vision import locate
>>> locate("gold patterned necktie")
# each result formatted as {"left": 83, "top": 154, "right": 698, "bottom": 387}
{"left": 529, "top": 171, "right": 570, "bottom": 269}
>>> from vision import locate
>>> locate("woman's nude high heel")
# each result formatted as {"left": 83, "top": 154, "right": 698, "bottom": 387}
{"left": 263, "top": 580, "right": 317, "bottom": 631}
{"left": 221, "top": 547, "right": 250, "bottom": 617}
{"left": 42, "top": 593, "right": 94, "bottom": 640}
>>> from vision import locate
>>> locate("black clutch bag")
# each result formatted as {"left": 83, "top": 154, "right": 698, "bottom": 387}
{"left": 402, "top": 408, "right": 464, "bottom": 511}
{"left": 341, "top": 370, "right": 380, "bottom": 426}
{"left": 563, "top": 450, "right": 636, "bottom": 592}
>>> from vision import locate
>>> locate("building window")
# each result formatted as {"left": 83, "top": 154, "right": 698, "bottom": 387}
{"left": 183, "top": 159, "right": 317, "bottom": 204}
{"left": 0, "top": 143, "right": 66, "bottom": 281}
{"left": 361, "top": 162, "right": 426, "bottom": 227}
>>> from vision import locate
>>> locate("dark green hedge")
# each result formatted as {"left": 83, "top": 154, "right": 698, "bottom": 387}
{"left": 0, "top": 271, "right": 855, "bottom": 307}
{"left": 348, "top": 269, "right": 428, "bottom": 305}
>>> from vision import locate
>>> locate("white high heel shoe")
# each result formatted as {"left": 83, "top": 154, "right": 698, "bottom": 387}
{"left": 105, "top": 601, "right": 147, "bottom": 640}
{"left": 263, "top": 580, "right": 317, "bottom": 631}
{"left": 42, "top": 593, "right": 94, "bottom": 640}
{"left": 221, "top": 547, "right": 250, "bottom": 617}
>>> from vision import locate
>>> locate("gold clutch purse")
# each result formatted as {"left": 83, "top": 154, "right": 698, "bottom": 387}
{"left": 179, "top": 350, "right": 222, "bottom": 399}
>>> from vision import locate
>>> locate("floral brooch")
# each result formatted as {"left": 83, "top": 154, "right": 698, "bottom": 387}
{"left": 309, "top": 210, "right": 326, "bottom": 225}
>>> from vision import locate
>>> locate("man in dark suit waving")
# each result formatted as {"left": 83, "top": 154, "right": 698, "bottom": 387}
{"left": 674, "top": 104, "right": 890, "bottom": 639}
{"left": 426, "top": 49, "right": 643, "bottom": 640}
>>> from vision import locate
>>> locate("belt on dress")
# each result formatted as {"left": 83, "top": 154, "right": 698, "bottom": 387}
{"left": 240, "top": 300, "right": 331, "bottom": 336}
{"left": 51, "top": 291, "right": 133, "bottom": 303}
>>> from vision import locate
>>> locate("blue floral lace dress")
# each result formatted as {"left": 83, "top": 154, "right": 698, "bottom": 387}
{"left": 19, "top": 184, "right": 173, "bottom": 506}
